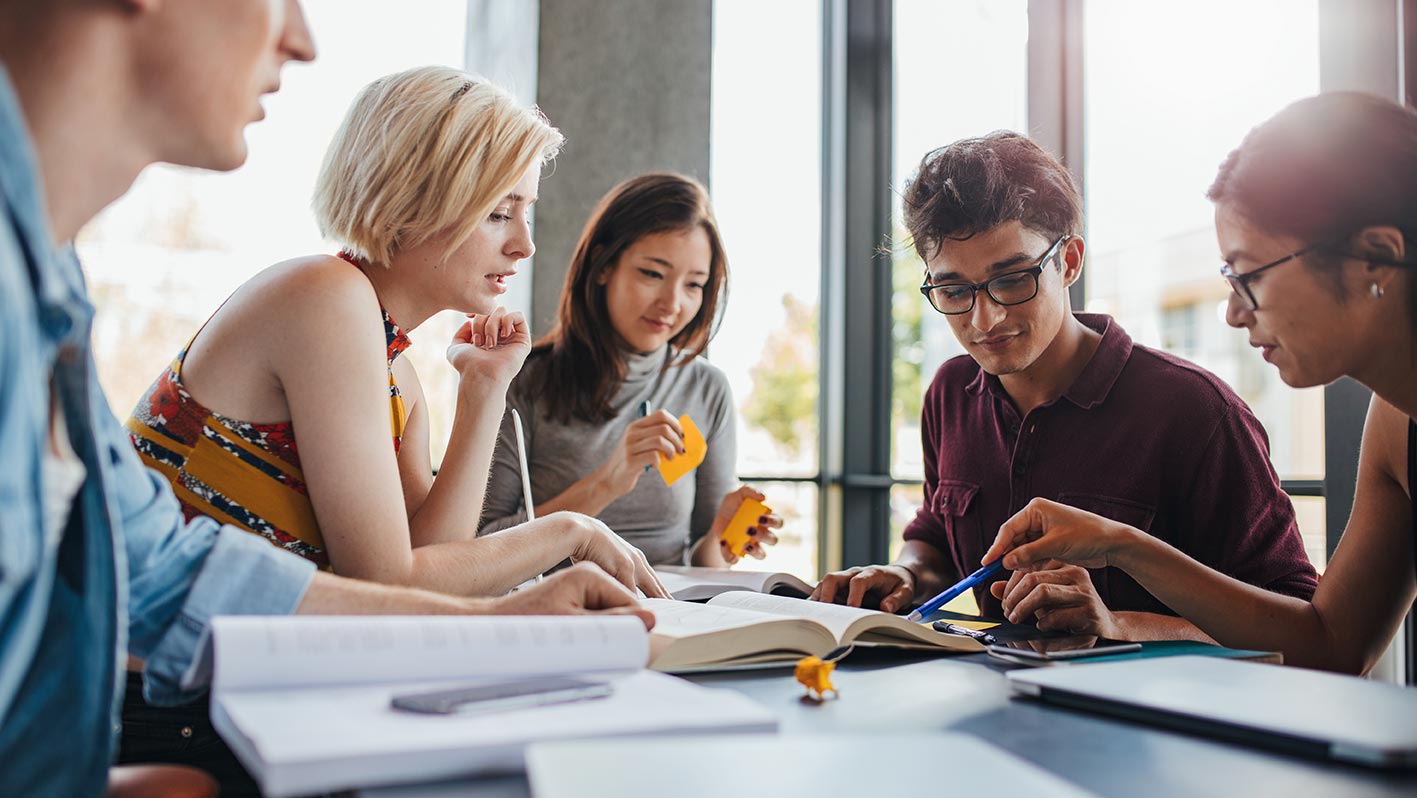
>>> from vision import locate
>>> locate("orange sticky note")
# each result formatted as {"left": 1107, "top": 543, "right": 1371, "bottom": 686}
{"left": 657, "top": 415, "right": 707, "bottom": 486}
{"left": 719, "top": 497, "right": 770, "bottom": 558}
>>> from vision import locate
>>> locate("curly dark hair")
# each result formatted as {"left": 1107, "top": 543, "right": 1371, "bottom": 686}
{"left": 901, "top": 131, "right": 1082, "bottom": 261}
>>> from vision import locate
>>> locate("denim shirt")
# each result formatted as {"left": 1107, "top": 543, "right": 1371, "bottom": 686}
{"left": 0, "top": 66, "right": 316, "bottom": 797}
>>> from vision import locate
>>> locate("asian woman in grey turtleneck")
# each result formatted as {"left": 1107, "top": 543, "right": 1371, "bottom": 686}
{"left": 478, "top": 173, "right": 782, "bottom": 565}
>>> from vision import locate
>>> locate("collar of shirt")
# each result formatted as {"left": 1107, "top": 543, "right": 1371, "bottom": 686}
{"left": 0, "top": 63, "right": 93, "bottom": 352}
{"left": 964, "top": 312, "right": 1133, "bottom": 411}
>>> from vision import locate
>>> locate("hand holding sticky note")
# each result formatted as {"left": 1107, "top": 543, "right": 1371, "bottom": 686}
{"left": 656, "top": 415, "right": 706, "bottom": 486}
{"left": 719, "top": 497, "right": 771, "bottom": 559}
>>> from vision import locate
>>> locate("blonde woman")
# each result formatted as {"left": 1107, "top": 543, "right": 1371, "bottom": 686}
{"left": 121, "top": 67, "right": 665, "bottom": 792}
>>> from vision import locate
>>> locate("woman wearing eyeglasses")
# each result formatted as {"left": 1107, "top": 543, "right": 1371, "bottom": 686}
{"left": 985, "top": 92, "right": 1416, "bottom": 675}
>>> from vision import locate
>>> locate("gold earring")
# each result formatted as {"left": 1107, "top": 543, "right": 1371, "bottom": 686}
{"left": 1371, "top": 283, "right": 1385, "bottom": 299}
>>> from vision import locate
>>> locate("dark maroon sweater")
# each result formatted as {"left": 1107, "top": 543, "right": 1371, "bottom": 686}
{"left": 903, "top": 313, "right": 1318, "bottom": 619}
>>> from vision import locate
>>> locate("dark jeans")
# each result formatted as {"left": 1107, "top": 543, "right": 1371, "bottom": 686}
{"left": 118, "top": 671, "right": 262, "bottom": 798}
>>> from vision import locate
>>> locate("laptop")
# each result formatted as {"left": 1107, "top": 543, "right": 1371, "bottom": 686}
{"left": 1007, "top": 655, "right": 1417, "bottom": 768}
{"left": 526, "top": 734, "right": 1096, "bottom": 798}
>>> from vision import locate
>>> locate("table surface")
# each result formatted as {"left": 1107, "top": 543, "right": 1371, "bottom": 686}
{"left": 352, "top": 650, "right": 1417, "bottom": 798}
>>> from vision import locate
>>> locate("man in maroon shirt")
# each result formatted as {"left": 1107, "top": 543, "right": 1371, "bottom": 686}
{"left": 810, "top": 132, "right": 1316, "bottom": 641}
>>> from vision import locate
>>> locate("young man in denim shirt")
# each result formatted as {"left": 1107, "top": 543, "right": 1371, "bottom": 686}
{"left": 0, "top": 3, "right": 651, "bottom": 795}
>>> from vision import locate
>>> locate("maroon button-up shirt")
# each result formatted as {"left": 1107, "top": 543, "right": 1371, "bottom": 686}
{"left": 903, "top": 313, "right": 1318, "bottom": 619}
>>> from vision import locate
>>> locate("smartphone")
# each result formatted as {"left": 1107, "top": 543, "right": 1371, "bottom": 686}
{"left": 985, "top": 642, "right": 1142, "bottom": 661}
{"left": 390, "top": 677, "right": 613, "bottom": 716}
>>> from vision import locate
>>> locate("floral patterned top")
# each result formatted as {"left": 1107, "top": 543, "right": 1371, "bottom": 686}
{"left": 125, "top": 263, "right": 411, "bottom": 568}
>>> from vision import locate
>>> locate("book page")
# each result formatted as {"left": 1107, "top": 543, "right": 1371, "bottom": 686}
{"left": 655, "top": 566, "right": 815, "bottom": 601}
{"left": 639, "top": 597, "right": 809, "bottom": 639}
{"left": 706, "top": 593, "right": 980, "bottom": 651}
{"left": 639, "top": 599, "right": 836, "bottom": 670}
{"left": 705, "top": 592, "right": 887, "bottom": 642}
{"left": 655, "top": 568, "right": 769, "bottom": 600}
{"left": 212, "top": 615, "right": 649, "bottom": 692}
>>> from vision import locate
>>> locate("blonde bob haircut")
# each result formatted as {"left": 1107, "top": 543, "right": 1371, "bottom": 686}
{"left": 313, "top": 66, "right": 564, "bottom": 266}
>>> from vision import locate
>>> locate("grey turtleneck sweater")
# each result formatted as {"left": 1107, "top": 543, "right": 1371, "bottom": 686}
{"left": 477, "top": 347, "right": 737, "bottom": 565}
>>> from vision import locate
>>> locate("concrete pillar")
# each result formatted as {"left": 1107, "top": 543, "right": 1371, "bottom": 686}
{"left": 465, "top": 0, "right": 543, "bottom": 319}
{"left": 530, "top": 0, "right": 713, "bottom": 335}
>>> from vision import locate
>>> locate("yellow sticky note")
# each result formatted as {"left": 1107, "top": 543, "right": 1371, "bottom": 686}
{"left": 657, "top": 415, "right": 707, "bottom": 486}
{"left": 719, "top": 497, "right": 771, "bottom": 558}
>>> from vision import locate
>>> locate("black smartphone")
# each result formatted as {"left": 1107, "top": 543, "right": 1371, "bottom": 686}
{"left": 389, "top": 677, "right": 613, "bottom": 715}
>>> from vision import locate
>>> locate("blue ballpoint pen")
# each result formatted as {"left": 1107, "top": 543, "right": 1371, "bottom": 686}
{"left": 636, "top": 400, "right": 651, "bottom": 472}
{"left": 905, "top": 560, "right": 1005, "bottom": 623}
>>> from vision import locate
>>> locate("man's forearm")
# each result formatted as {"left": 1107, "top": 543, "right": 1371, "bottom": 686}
{"left": 295, "top": 571, "right": 493, "bottom": 615}
{"left": 1112, "top": 611, "right": 1216, "bottom": 643}
{"left": 893, "top": 539, "right": 958, "bottom": 598}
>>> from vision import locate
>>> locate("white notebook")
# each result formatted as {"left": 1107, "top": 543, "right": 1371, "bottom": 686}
{"left": 209, "top": 615, "right": 777, "bottom": 797}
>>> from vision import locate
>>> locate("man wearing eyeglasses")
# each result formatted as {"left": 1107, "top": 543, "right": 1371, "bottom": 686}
{"left": 811, "top": 132, "right": 1317, "bottom": 642}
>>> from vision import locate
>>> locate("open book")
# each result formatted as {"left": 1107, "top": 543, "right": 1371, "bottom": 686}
{"left": 209, "top": 615, "right": 776, "bottom": 798}
{"left": 643, "top": 592, "right": 983, "bottom": 671}
{"left": 655, "top": 565, "right": 816, "bottom": 600}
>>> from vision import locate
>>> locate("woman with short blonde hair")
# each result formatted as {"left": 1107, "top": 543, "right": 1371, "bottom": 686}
{"left": 120, "top": 67, "right": 665, "bottom": 794}
{"left": 314, "top": 67, "right": 553, "bottom": 267}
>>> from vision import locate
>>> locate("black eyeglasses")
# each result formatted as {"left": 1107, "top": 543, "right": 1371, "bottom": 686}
{"left": 919, "top": 235, "right": 1069, "bottom": 315}
{"left": 1222, "top": 241, "right": 1412, "bottom": 311}
{"left": 1219, "top": 244, "right": 1318, "bottom": 311}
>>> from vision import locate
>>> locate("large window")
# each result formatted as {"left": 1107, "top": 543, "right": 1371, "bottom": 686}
{"left": 710, "top": 0, "right": 823, "bottom": 580}
{"left": 672, "top": 0, "right": 1377, "bottom": 586}
{"left": 78, "top": 0, "right": 473, "bottom": 465}
{"left": 1082, "top": 0, "right": 1327, "bottom": 568}
{"left": 889, "top": 0, "right": 1030, "bottom": 559}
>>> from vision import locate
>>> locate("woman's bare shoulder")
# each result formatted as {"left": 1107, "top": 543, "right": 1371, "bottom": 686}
{"left": 228, "top": 255, "right": 386, "bottom": 370}
{"left": 260, "top": 254, "right": 379, "bottom": 310}
{"left": 1364, "top": 394, "right": 1411, "bottom": 495}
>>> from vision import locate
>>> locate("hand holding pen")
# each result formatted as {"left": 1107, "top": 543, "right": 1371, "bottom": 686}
{"left": 591, "top": 402, "right": 686, "bottom": 496}
{"left": 636, "top": 401, "right": 652, "bottom": 473}
{"left": 905, "top": 560, "right": 1005, "bottom": 623}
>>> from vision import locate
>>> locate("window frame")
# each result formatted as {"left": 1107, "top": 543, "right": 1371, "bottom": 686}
{"left": 817, "top": 0, "right": 1400, "bottom": 679}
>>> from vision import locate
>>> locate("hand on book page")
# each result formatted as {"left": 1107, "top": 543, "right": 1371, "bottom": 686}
{"left": 495, "top": 563, "right": 656, "bottom": 629}
{"left": 563, "top": 516, "right": 669, "bottom": 598}
{"left": 810, "top": 564, "right": 918, "bottom": 613}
